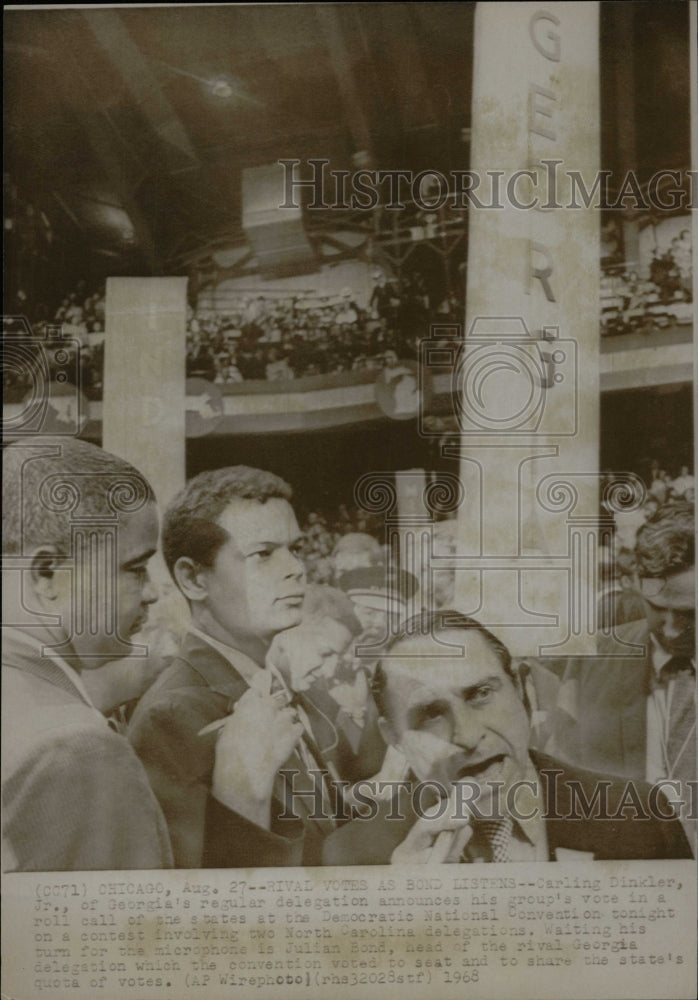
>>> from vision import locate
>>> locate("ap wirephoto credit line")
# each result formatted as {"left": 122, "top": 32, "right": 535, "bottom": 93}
{"left": 2, "top": 3, "right": 696, "bottom": 1000}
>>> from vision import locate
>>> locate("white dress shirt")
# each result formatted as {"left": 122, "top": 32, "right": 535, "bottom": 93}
{"left": 646, "top": 634, "right": 695, "bottom": 783}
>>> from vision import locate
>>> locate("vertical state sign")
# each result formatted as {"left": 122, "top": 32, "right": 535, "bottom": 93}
{"left": 453, "top": 3, "right": 601, "bottom": 656}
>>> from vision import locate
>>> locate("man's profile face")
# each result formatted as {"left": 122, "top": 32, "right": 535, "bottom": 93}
{"left": 380, "top": 629, "right": 531, "bottom": 808}
{"left": 61, "top": 501, "right": 160, "bottom": 666}
{"left": 641, "top": 567, "right": 695, "bottom": 657}
{"left": 202, "top": 497, "right": 305, "bottom": 648}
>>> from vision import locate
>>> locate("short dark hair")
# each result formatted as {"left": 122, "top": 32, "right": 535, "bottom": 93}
{"left": 635, "top": 500, "right": 694, "bottom": 578}
{"left": 161, "top": 465, "right": 292, "bottom": 579}
{"left": 370, "top": 610, "right": 513, "bottom": 719}
{"left": 2, "top": 437, "right": 155, "bottom": 557}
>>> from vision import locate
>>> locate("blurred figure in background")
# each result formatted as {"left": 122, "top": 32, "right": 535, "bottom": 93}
{"left": 268, "top": 584, "right": 386, "bottom": 783}
{"left": 549, "top": 500, "right": 695, "bottom": 850}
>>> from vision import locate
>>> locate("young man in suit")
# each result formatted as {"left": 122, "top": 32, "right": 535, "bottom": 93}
{"left": 129, "top": 467, "right": 348, "bottom": 867}
{"left": 324, "top": 611, "right": 692, "bottom": 865}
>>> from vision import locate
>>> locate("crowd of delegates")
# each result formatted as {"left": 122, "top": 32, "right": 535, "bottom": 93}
{"left": 94, "top": 483, "right": 689, "bottom": 736}
{"left": 599, "top": 470, "right": 694, "bottom": 630}
{"left": 600, "top": 231, "right": 693, "bottom": 337}
{"left": 298, "top": 504, "right": 385, "bottom": 584}
{"left": 2, "top": 439, "right": 694, "bottom": 871}
{"left": 102, "top": 481, "right": 685, "bottom": 745}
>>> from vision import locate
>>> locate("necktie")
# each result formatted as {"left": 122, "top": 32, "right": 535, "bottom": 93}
{"left": 469, "top": 816, "right": 514, "bottom": 863}
{"left": 268, "top": 672, "right": 337, "bottom": 828}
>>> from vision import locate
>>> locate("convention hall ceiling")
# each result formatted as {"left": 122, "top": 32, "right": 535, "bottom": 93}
{"left": 3, "top": 3, "right": 689, "bottom": 273}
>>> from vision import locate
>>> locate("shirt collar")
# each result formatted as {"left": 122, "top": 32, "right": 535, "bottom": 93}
{"left": 49, "top": 653, "right": 95, "bottom": 707}
{"left": 5, "top": 627, "right": 98, "bottom": 710}
{"left": 188, "top": 626, "right": 264, "bottom": 687}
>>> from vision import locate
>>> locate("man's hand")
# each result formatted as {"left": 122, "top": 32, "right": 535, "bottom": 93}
{"left": 397, "top": 730, "right": 455, "bottom": 783}
{"left": 391, "top": 797, "right": 472, "bottom": 865}
{"left": 211, "top": 688, "right": 303, "bottom": 830}
{"left": 389, "top": 730, "right": 474, "bottom": 864}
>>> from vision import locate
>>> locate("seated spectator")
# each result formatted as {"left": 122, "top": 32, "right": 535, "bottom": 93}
{"left": 671, "top": 465, "right": 695, "bottom": 498}
{"left": 265, "top": 347, "right": 294, "bottom": 381}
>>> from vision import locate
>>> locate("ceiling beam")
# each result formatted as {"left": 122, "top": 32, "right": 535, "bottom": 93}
{"left": 49, "top": 43, "right": 160, "bottom": 272}
{"left": 84, "top": 9, "right": 201, "bottom": 175}
{"left": 81, "top": 109, "right": 159, "bottom": 272}
{"left": 375, "top": 5, "right": 436, "bottom": 134}
{"left": 314, "top": 5, "right": 374, "bottom": 162}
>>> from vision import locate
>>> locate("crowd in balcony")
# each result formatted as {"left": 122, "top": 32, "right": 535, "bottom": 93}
{"left": 2, "top": 282, "right": 107, "bottom": 401}
{"left": 186, "top": 273, "right": 462, "bottom": 384}
{"left": 3, "top": 220, "right": 693, "bottom": 404}
{"left": 600, "top": 229, "right": 693, "bottom": 337}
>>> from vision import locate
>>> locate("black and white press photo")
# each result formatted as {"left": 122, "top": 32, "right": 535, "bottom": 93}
{"left": 2, "top": 4, "right": 695, "bottom": 1000}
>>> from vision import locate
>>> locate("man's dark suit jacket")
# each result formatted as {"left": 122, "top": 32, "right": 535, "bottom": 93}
{"left": 322, "top": 751, "right": 693, "bottom": 865}
{"left": 303, "top": 676, "right": 387, "bottom": 784}
{"left": 550, "top": 618, "right": 691, "bottom": 782}
{"left": 128, "top": 631, "right": 344, "bottom": 868}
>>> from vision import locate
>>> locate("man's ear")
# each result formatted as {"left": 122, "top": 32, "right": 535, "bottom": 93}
{"left": 512, "top": 660, "right": 537, "bottom": 718}
{"left": 29, "top": 547, "right": 64, "bottom": 601}
{"left": 172, "top": 556, "right": 210, "bottom": 603}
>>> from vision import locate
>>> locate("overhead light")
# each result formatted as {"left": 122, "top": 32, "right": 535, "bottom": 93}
{"left": 153, "top": 59, "right": 261, "bottom": 107}
{"left": 209, "top": 76, "right": 235, "bottom": 100}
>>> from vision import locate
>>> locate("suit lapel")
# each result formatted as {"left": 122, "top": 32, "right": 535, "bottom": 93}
{"left": 618, "top": 639, "right": 651, "bottom": 780}
{"left": 593, "top": 621, "right": 650, "bottom": 779}
{"left": 181, "top": 632, "right": 250, "bottom": 708}
{"left": 180, "top": 633, "right": 341, "bottom": 839}
{"left": 533, "top": 750, "right": 600, "bottom": 859}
